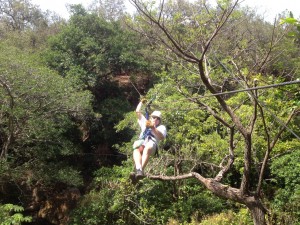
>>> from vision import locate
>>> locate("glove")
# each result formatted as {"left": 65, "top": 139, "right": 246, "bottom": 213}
{"left": 146, "top": 120, "right": 154, "bottom": 128}
{"left": 140, "top": 98, "right": 147, "bottom": 104}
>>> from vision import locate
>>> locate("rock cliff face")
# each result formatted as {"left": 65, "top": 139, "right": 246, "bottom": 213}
{"left": 113, "top": 72, "right": 152, "bottom": 99}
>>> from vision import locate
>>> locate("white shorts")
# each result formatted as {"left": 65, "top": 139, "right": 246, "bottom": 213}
{"left": 142, "top": 137, "right": 158, "bottom": 154}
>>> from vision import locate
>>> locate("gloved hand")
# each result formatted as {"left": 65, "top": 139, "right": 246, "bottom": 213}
{"left": 146, "top": 120, "right": 154, "bottom": 128}
{"left": 140, "top": 98, "right": 147, "bottom": 104}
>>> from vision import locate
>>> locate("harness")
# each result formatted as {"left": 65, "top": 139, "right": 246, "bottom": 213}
{"left": 140, "top": 96, "right": 159, "bottom": 156}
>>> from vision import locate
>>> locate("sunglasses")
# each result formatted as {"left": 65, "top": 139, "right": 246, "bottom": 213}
{"left": 151, "top": 116, "right": 159, "bottom": 119}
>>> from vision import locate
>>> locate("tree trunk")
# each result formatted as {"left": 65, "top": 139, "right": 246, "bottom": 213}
{"left": 247, "top": 200, "right": 267, "bottom": 225}
{"left": 150, "top": 173, "right": 269, "bottom": 225}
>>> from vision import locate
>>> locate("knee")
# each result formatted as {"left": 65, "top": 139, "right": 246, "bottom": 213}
{"left": 133, "top": 149, "right": 138, "bottom": 154}
{"left": 133, "top": 148, "right": 142, "bottom": 155}
{"left": 143, "top": 146, "right": 153, "bottom": 155}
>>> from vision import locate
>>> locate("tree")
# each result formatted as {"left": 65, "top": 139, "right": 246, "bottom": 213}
{"left": 0, "top": 0, "right": 67, "bottom": 52}
{"left": 0, "top": 42, "right": 92, "bottom": 187}
{"left": 44, "top": 4, "right": 164, "bottom": 154}
{"left": 89, "top": 0, "right": 126, "bottom": 21}
{"left": 45, "top": 4, "right": 158, "bottom": 89}
{"left": 125, "top": 0, "right": 300, "bottom": 224}
{"left": 0, "top": 0, "right": 47, "bottom": 31}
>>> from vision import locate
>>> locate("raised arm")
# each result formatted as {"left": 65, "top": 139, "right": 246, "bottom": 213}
{"left": 136, "top": 101, "right": 143, "bottom": 120}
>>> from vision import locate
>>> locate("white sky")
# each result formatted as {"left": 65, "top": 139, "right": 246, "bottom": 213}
{"left": 31, "top": 0, "right": 300, "bottom": 22}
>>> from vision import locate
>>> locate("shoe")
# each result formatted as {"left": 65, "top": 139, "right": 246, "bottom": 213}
{"left": 129, "top": 172, "right": 137, "bottom": 185}
{"left": 135, "top": 169, "right": 144, "bottom": 178}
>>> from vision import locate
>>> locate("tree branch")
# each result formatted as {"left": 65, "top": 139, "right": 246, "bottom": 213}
{"left": 131, "top": 0, "right": 199, "bottom": 63}
{"left": 147, "top": 171, "right": 255, "bottom": 205}
{"left": 256, "top": 108, "right": 298, "bottom": 194}
{"left": 214, "top": 127, "right": 235, "bottom": 182}
{"left": 249, "top": 79, "right": 259, "bottom": 135}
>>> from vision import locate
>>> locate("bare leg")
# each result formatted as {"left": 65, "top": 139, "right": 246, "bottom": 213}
{"left": 141, "top": 142, "right": 155, "bottom": 170}
{"left": 133, "top": 146, "right": 144, "bottom": 170}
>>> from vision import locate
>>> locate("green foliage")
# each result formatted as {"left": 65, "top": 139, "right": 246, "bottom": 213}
{"left": 44, "top": 7, "right": 156, "bottom": 87}
{"left": 69, "top": 163, "right": 136, "bottom": 225}
{"left": 198, "top": 208, "right": 253, "bottom": 225}
{"left": 280, "top": 16, "right": 300, "bottom": 41}
{"left": 269, "top": 149, "right": 300, "bottom": 224}
{"left": 0, "top": 43, "right": 92, "bottom": 186}
{"left": 0, "top": 204, "right": 32, "bottom": 225}
{"left": 69, "top": 161, "right": 227, "bottom": 225}
{"left": 43, "top": 6, "right": 161, "bottom": 150}
{"left": 0, "top": 0, "right": 47, "bottom": 31}
{"left": 0, "top": 1, "right": 299, "bottom": 225}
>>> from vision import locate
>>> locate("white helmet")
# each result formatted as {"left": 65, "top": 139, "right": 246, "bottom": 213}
{"left": 151, "top": 111, "right": 162, "bottom": 119}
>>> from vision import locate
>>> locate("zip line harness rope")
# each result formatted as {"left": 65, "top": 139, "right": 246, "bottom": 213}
{"left": 140, "top": 95, "right": 156, "bottom": 140}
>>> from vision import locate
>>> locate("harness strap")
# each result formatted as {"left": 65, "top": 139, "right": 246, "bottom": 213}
{"left": 141, "top": 128, "right": 159, "bottom": 157}
{"left": 142, "top": 94, "right": 159, "bottom": 156}
{"left": 141, "top": 128, "right": 152, "bottom": 139}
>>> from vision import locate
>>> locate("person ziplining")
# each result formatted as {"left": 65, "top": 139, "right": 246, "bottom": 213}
{"left": 127, "top": 79, "right": 300, "bottom": 185}
{"left": 130, "top": 97, "right": 167, "bottom": 184}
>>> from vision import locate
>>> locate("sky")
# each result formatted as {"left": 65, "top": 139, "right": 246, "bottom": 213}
{"left": 31, "top": 0, "right": 300, "bottom": 22}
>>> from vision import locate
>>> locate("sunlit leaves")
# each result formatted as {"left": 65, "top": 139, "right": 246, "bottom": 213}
{"left": 0, "top": 204, "right": 32, "bottom": 225}
{"left": 270, "top": 149, "right": 300, "bottom": 223}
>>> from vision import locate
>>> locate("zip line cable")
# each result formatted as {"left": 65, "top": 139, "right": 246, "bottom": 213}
{"left": 130, "top": 80, "right": 142, "bottom": 97}
{"left": 129, "top": 65, "right": 299, "bottom": 103}
{"left": 154, "top": 80, "right": 300, "bottom": 110}
{"left": 253, "top": 94, "right": 300, "bottom": 141}
{"left": 139, "top": 79, "right": 300, "bottom": 139}
{"left": 190, "top": 79, "right": 300, "bottom": 100}
{"left": 210, "top": 56, "right": 300, "bottom": 140}
{"left": 128, "top": 59, "right": 300, "bottom": 144}
{"left": 130, "top": 80, "right": 299, "bottom": 113}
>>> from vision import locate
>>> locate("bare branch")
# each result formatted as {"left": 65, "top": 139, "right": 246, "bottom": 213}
{"left": 256, "top": 108, "right": 298, "bottom": 194}
{"left": 201, "top": 0, "right": 240, "bottom": 60}
{"left": 197, "top": 100, "right": 232, "bottom": 128}
{"left": 249, "top": 79, "right": 259, "bottom": 134}
{"left": 175, "top": 78, "right": 233, "bottom": 128}
{"left": 214, "top": 127, "right": 235, "bottom": 182}
{"left": 147, "top": 171, "right": 260, "bottom": 206}
{"left": 256, "top": 19, "right": 288, "bottom": 72}
{"left": 270, "top": 108, "right": 299, "bottom": 149}
{"left": 130, "top": 0, "right": 199, "bottom": 63}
